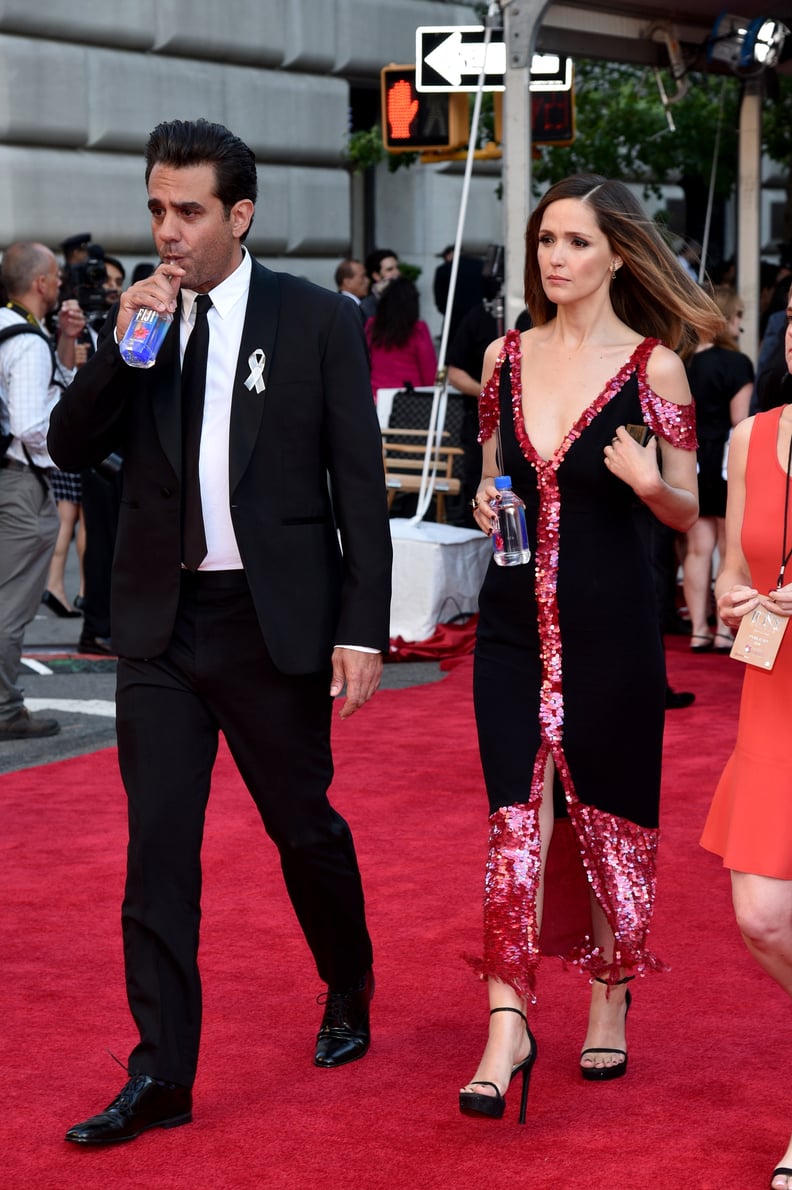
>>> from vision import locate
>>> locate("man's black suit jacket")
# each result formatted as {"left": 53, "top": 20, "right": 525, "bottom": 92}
{"left": 48, "top": 258, "right": 392, "bottom": 674}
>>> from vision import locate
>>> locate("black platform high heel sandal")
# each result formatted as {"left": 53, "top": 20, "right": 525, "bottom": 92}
{"left": 459, "top": 1006, "right": 537, "bottom": 1124}
{"left": 580, "top": 975, "right": 634, "bottom": 1082}
{"left": 41, "top": 590, "right": 82, "bottom": 618}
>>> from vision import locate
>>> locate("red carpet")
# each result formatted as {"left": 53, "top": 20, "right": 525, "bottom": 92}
{"left": 1, "top": 639, "right": 788, "bottom": 1189}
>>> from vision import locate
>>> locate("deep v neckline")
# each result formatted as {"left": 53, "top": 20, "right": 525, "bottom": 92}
{"left": 511, "top": 337, "right": 648, "bottom": 468}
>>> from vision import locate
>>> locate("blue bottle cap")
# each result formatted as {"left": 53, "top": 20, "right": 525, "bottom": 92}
{"left": 494, "top": 475, "right": 512, "bottom": 489}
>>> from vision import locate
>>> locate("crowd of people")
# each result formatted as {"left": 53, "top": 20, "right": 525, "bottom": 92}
{"left": 0, "top": 232, "right": 164, "bottom": 740}
{"left": 1, "top": 120, "right": 791, "bottom": 1185}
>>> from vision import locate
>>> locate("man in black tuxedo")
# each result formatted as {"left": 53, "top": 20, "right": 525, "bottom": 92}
{"left": 49, "top": 119, "right": 392, "bottom": 1145}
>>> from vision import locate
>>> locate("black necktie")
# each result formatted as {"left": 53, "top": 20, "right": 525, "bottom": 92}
{"left": 181, "top": 293, "right": 212, "bottom": 571}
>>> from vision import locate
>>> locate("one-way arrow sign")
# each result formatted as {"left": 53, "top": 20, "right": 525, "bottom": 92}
{"left": 417, "top": 26, "right": 505, "bottom": 92}
{"left": 416, "top": 26, "right": 573, "bottom": 94}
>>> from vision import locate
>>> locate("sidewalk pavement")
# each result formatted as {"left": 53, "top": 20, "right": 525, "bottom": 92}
{"left": 4, "top": 545, "right": 448, "bottom": 776}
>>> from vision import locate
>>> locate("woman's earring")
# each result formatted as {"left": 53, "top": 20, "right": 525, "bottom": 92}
{"left": 611, "top": 262, "right": 618, "bottom": 281}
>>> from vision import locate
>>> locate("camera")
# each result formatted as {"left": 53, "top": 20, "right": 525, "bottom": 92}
{"left": 482, "top": 244, "right": 505, "bottom": 328}
{"left": 61, "top": 242, "right": 110, "bottom": 325}
{"left": 482, "top": 244, "right": 504, "bottom": 287}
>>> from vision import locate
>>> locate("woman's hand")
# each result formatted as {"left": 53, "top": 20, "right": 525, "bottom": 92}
{"left": 471, "top": 477, "right": 501, "bottom": 536}
{"left": 717, "top": 584, "right": 761, "bottom": 631}
{"left": 603, "top": 426, "right": 662, "bottom": 498}
{"left": 762, "top": 583, "right": 792, "bottom": 619}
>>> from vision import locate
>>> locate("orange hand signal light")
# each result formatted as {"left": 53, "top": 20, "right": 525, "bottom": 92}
{"left": 387, "top": 78, "right": 419, "bottom": 140}
{"left": 380, "top": 65, "right": 469, "bottom": 153}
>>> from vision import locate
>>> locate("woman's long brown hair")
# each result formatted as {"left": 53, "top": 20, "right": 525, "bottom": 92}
{"left": 523, "top": 174, "right": 725, "bottom": 359}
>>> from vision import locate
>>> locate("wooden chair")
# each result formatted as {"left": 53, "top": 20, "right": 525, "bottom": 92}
{"left": 381, "top": 428, "right": 463, "bottom": 523}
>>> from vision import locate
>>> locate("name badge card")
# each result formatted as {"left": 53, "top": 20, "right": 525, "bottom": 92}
{"left": 730, "top": 606, "right": 789, "bottom": 670}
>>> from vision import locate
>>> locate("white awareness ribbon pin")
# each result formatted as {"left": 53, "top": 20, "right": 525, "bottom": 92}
{"left": 244, "top": 349, "right": 266, "bottom": 394}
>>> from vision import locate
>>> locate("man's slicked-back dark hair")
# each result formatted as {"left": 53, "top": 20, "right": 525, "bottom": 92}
{"left": 145, "top": 118, "right": 258, "bottom": 238}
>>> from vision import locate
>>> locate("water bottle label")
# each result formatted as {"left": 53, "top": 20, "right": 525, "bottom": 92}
{"left": 119, "top": 308, "right": 171, "bottom": 369}
{"left": 491, "top": 493, "right": 531, "bottom": 566}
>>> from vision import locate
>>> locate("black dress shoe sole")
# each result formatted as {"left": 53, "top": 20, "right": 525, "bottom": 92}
{"left": 313, "top": 1039, "right": 370, "bottom": 1068}
{"left": 77, "top": 639, "right": 115, "bottom": 656}
{"left": 0, "top": 721, "right": 60, "bottom": 739}
{"left": 65, "top": 1111, "right": 192, "bottom": 1144}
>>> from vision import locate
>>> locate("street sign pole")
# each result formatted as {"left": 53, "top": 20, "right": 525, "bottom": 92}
{"left": 411, "top": 7, "right": 502, "bottom": 525}
{"left": 502, "top": 0, "right": 548, "bottom": 333}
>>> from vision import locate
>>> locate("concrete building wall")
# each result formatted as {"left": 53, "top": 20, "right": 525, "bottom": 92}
{"left": 0, "top": 0, "right": 504, "bottom": 332}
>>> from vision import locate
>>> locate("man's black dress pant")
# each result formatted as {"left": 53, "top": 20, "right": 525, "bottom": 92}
{"left": 116, "top": 569, "right": 372, "bottom": 1087}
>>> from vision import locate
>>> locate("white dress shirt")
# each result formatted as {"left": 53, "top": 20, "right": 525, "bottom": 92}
{"left": 180, "top": 252, "right": 377, "bottom": 654}
{"left": 0, "top": 308, "right": 73, "bottom": 467}
{"left": 180, "top": 249, "right": 251, "bottom": 571}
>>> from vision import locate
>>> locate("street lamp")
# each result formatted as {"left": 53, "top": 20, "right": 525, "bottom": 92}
{"left": 706, "top": 12, "right": 789, "bottom": 72}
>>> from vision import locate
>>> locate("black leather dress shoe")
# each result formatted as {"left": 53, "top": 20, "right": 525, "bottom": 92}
{"left": 77, "top": 634, "right": 115, "bottom": 656}
{"left": 314, "top": 968, "right": 374, "bottom": 1068}
{"left": 0, "top": 707, "right": 60, "bottom": 739}
{"left": 64, "top": 1074, "right": 192, "bottom": 1144}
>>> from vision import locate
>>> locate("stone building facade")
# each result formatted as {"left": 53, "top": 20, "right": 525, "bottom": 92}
{"left": 0, "top": 0, "right": 503, "bottom": 333}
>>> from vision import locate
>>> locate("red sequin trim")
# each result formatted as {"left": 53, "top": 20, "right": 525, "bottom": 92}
{"left": 478, "top": 332, "right": 697, "bottom": 452}
{"left": 477, "top": 339, "right": 509, "bottom": 445}
{"left": 563, "top": 801, "right": 667, "bottom": 982}
{"left": 635, "top": 342, "right": 697, "bottom": 449}
{"left": 467, "top": 803, "right": 542, "bottom": 1003}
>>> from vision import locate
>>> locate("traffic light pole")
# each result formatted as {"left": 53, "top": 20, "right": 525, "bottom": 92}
{"left": 410, "top": 2, "right": 502, "bottom": 524}
{"left": 501, "top": 0, "right": 548, "bottom": 331}
{"left": 737, "top": 78, "right": 762, "bottom": 364}
{"left": 410, "top": 0, "right": 548, "bottom": 524}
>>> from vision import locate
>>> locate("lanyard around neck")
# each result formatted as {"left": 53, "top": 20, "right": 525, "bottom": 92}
{"left": 5, "top": 300, "right": 39, "bottom": 327}
{"left": 777, "top": 418, "right": 792, "bottom": 589}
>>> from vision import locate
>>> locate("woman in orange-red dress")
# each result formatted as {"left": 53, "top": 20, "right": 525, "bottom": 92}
{"left": 701, "top": 285, "right": 792, "bottom": 1190}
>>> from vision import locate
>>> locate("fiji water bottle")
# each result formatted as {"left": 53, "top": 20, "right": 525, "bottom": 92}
{"left": 490, "top": 476, "right": 531, "bottom": 567}
{"left": 118, "top": 308, "right": 173, "bottom": 368}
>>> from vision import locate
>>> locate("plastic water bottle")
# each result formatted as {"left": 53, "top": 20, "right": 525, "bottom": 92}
{"left": 118, "top": 308, "right": 173, "bottom": 368}
{"left": 490, "top": 476, "right": 531, "bottom": 567}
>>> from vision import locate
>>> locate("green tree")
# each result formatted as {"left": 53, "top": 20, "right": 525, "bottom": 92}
{"left": 533, "top": 59, "right": 742, "bottom": 254}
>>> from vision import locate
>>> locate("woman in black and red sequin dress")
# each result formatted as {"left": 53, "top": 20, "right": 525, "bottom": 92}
{"left": 459, "top": 175, "right": 723, "bottom": 1124}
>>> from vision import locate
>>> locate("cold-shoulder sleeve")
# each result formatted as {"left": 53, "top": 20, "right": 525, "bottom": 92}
{"left": 635, "top": 337, "right": 698, "bottom": 450}
{"left": 478, "top": 329, "right": 522, "bottom": 444}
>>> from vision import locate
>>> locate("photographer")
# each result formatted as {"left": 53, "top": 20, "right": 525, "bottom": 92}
{"left": 446, "top": 245, "right": 530, "bottom": 522}
{"left": 433, "top": 243, "right": 485, "bottom": 341}
{"left": 42, "top": 241, "right": 120, "bottom": 626}
{"left": 69, "top": 247, "right": 125, "bottom": 655}
{"left": 102, "top": 256, "right": 126, "bottom": 307}
{"left": 0, "top": 241, "right": 84, "bottom": 737}
{"left": 59, "top": 239, "right": 116, "bottom": 334}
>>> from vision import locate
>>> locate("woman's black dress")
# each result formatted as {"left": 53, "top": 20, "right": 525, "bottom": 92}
{"left": 685, "top": 345, "right": 754, "bottom": 517}
{"left": 470, "top": 331, "right": 697, "bottom": 998}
